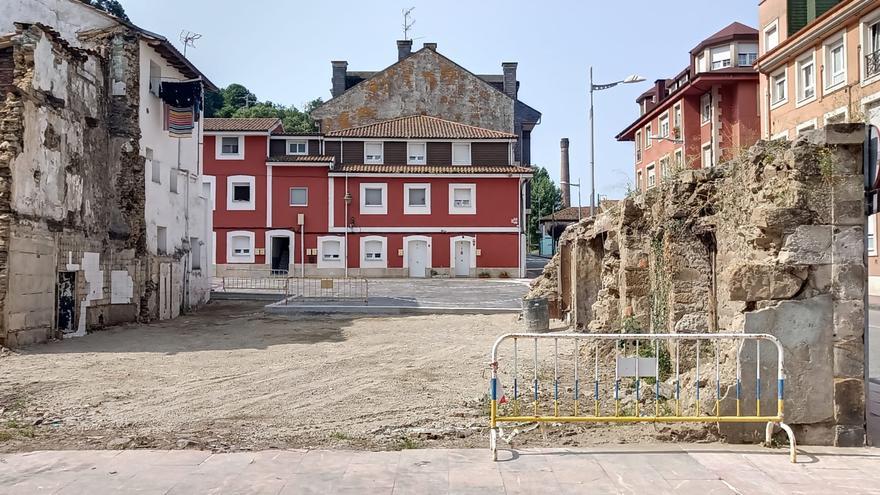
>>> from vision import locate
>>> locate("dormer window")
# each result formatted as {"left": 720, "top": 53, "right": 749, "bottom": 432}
{"left": 452, "top": 143, "right": 471, "bottom": 165}
{"left": 287, "top": 139, "right": 307, "bottom": 155}
{"left": 710, "top": 45, "right": 731, "bottom": 70}
{"left": 407, "top": 142, "right": 427, "bottom": 164}
{"left": 365, "top": 142, "right": 384, "bottom": 164}
{"left": 737, "top": 43, "right": 758, "bottom": 67}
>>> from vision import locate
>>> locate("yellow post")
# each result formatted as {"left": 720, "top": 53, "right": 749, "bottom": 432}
{"left": 715, "top": 399, "right": 720, "bottom": 417}
{"left": 554, "top": 400, "right": 559, "bottom": 417}
{"left": 490, "top": 400, "right": 497, "bottom": 428}
{"left": 756, "top": 399, "right": 761, "bottom": 417}
{"left": 736, "top": 399, "right": 741, "bottom": 417}
{"left": 574, "top": 400, "right": 579, "bottom": 416}
{"left": 594, "top": 400, "right": 599, "bottom": 417}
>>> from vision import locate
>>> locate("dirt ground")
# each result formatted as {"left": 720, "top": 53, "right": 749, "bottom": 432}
{"left": 0, "top": 300, "right": 710, "bottom": 453}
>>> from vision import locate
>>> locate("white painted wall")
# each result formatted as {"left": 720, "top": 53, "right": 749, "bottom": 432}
{"left": 139, "top": 40, "right": 212, "bottom": 308}
{"left": 0, "top": 0, "right": 116, "bottom": 44}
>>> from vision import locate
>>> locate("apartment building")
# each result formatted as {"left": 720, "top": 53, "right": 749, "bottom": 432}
{"left": 754, "top": 0, "right": 880, "bottom": 293}
{"left": 616, "top": 23, "right": 761, "bottom": 192}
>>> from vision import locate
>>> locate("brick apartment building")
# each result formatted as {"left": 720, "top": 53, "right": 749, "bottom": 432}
{"left": 754, "top": 0, "right": 880, "bottom": 293}
{"left": 616, "top": 23, "right": 761, "bottom": 191}
{"left": 204, "top": 41, "right": 540, "bottom": 278}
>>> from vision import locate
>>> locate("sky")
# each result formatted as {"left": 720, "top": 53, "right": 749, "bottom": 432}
{"left": 125, "top": 0, "right": 758, "bottom": 201}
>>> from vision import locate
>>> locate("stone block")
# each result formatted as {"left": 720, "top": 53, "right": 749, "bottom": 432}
{"left": 808, "top": 264, "right": 832, "bottom": 291}
{"left": 673, "top": 312, "right": 708, "bottom": 333}
{"left": 622, "top": 267, "right": 649, "bottom": 297}
{"left": 832, "top": 299, "right": 864, "bottom": 342}
{"left": 817, "top": 123, "right": 866, "bottom": 146}
{"left": 834, "top": 378, "right": 864, "bottom": 425}
{"left": 832, "top": 200, "right": 865, "bottom": 226}
{"left": 750, "top": 206, "right": 814, "bottom": 230}
{"left": 832, "top": 263, "right": 866, "bottom": 300}
{"left": 834, "top": 425, "right": 866, "bottom": 447}
{"left": 832, "top": 226, "right": 864, "bottom": 263}
{"left": 742, "top": 295, "right": 834, "bottom": 425}
{"left": 727, "top": 263, "right": 807, "bottom": 301}
{"left": 832, "top": 175, "right": 866, "bottom": 202}
{"left": 833, "top": 340, "right": 864, "bottom": 379}
{"left": 777, "top": 225, "right": 832, "bottom": 265}
{"left": 793, "top": 422, "right": 835, "bottom": 446}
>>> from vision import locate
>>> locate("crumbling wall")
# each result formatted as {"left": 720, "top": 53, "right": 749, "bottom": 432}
{"left": 0, "top": 23, "right": 145, "bottom": 346}
{"left": 530, "top": 124, "right": 867, "bottom": 446}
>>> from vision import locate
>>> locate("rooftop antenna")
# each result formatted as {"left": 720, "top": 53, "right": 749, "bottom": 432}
{"left": 179, "top": 30, "right": 202, "bottom": 57}
{"left": 402, "top": 7, "right": 415, "bottom": 40}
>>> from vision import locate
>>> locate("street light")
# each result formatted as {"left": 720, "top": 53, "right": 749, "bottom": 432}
{"left": 590, "top": 68, "right": 646, "bottom": 217}
{"left": 559, "top": 180, "right": 583, "bottom": 221}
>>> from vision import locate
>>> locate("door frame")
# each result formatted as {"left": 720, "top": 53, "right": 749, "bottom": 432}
{"left": 403, "top": 235, "right": 432, "bottom": 277}
{"left": 450, "top": 235, "right": 476, "bottom": 277}
{"left": 265, "top": 229, "right": 295, "bottom": 272}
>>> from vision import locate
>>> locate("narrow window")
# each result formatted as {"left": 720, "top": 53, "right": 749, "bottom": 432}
{"left": 826, "top": 37, "right": 845, "bottom": 88}
{"left": 365, "top": 142, "right": 383, "bottom": 164}
{"left": 407, "top": 142, "right": 427, "bottom": 164}
{"left": 797, "top": 54, "right": 815, "bottom": 102}
{"left": 452, "top": 143, "right": 471, "bottom": 165}
{"left": 701, "top": 93, "right": 712, "bottom": 123}
{"left": 157, "top": 226, "right": 167, "bottom": 255}
{"left": 764, "top": 23, "right": 779, "bottom": 51}
{"left": 771, "top": 69, "right": 787, "bottom": 104}
{"left": 659, "top": 115, "right": 669, "bottom": 138}
{"left": 169, "top": 168, "right": 178, "bottom": 193}
{"left": 190, "top": 237, "right": 201, "bottom": 270}
{"left": 646, "top": 164, "right": 656, "bottom": 188}
{"left": 702, "top": 144, "right": 713, "bottom": 168}
{"left": 148, "top": 148, "right": 160, "bottom": 184}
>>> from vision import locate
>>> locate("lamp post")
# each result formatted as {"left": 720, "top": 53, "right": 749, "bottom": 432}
{"left": 589, "top": 68, "right": 646, "bottom": 217}
{"left": 560, "top": 180, "right": 583, "bottom": 221}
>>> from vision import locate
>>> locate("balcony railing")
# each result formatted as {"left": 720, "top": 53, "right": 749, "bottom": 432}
{"left": 866, "top": 49, "right": 880, "bottom": 79}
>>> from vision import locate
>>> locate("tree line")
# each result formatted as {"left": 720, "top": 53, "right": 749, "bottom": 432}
{"left": 204, "top": 84, "right": 322, "bottom": 134}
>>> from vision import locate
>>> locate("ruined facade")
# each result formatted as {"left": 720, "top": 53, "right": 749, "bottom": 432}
{"left": 533, "top": 124, "right": 867, "bottom": 446}
{"left": 0, "top": 1, "right": 214, "bottom": 346}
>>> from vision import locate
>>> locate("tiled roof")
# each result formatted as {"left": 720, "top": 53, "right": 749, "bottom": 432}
{"left": 267, "top": 155, "right": 336, "bottom": 163}
{"left": 332, "top": 164, "right": 532, "bottom": 174}
{"left": 324, "top": 115, "right": 518, "bottom": 139}
{"left": 203, "top": 118, "right": 281, "bottom": 132}
{"left": 691, "top": 22, "right": 757, "bottom": 55}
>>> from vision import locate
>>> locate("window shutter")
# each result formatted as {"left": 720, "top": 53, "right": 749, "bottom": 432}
{"left": 815, "top": 0, "right": 841, "bottom": 18}
{"left": 787, "top": 0, "right": 809, "bottom": 36}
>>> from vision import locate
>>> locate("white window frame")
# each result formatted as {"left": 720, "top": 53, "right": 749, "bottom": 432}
{"left": 771, "top": 130, "right": 790, "bottom": 141}
{"left": 710, "top": 45, "right": 732, "bottom": 70}
{"left": 861, "top": 12, "right": 880, "bottom": 84}
{"left": 407, "top": 142, "right": 427, "bottom": 165}
{"left": 449, "top": 183, "right": 476, "bottom": 215}
{"left": 317, "top": 236, "right": 345, "bottom": 269}
{"left": 149, "top": 60, "right": 161, "bottom": 97}
{"left": 659, "top": 155, "right": 670, "bottom": 179}
{"left": 226, "top": 175, "right": 256, "bottom": 211}
{"left": 360, "top": 182, "right": 388, "bottom": 215}
{"left": 701, "top": 93, "right": 711, "bottom": 124}
{"left": 796, "top": 118, "right": 818, "bottom": 136}
{"left": 673, "top": 104, "right": 682, "bottom": 130}
{"left": 636, "top": 170, "right": 643, "bottom": 191}
{"left": 289, "top": 187, "right": 308, "bottom": 207}
{"left": 360, "top": 235, "right": 387, "bottom": 269}
{"left": 216, "top": 135, "right": 244, "bottom": 160}
{"left": 737, "top": 43, "right": 758, "bottom": 67}
{"left": 646, "top": 162, "right": 656, "bottom": 189}
{"left": 824, "top": 106, "right": 849, "bottom": 124}
{"left": 673, "top": 149, "right": 683, "bottom": 171}
{"left": 796, "top": 52, "right": 817, "bottom": 106}
{"left": 645, "top": 124, "right": 653, "bottom": 148}
{"left": 286, "top": 139, "right": 308, "bottom": 156}
{"left": 202, "top": 175, "right": 216, "bottom": 211}
{"left": 824, "top": 33, "right": 847, "bottom": 93}
{"left": 659, "top": 114, "right": 669, "bottom": 138}
{"left": 702, "top": 143, "right": 713, "bottom": 168}
{"left": 635, "top": 130, "right": 642, "bottom": 162}
{"left": 869, "top": 215, "right": 878, "bottom": 256}
{"left": 763, "top": 19, "right": 779, "bottom": 53}
{"left": 404, "top": 183, "right": 431, "bottom": 215}
{"left": 770, "top": 68, "right": 788, "bottom": 108}
{"left": 452, "top": 142, "right": 472, "bottom": 165}
{"left": 364, "top": 142, "right": 384, "bottom": 164}
{"left": 227, "top": 230, "right": 255, "bottom": 264}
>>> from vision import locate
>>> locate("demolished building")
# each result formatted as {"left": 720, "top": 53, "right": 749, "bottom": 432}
{"left": 530, "top": 125, "right": 867, "bottom": 446}
{"left": 0, "top": 1, "right": 216, "bottom": 346}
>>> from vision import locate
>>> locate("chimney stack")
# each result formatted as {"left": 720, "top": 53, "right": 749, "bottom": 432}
{"left": 502, "top": 62, "right": 518, "bottom": 99}
{"left": 560, "top": 138, "right": 571, "bottom": 208}
{"left": 397, "top": 39, "right": 413, "bottom": 61}
{"left": 331, "top": 61, "right": 348, "bottom": 98}
{"left": 423, "top": 42, "right": 437, "bottom": 51}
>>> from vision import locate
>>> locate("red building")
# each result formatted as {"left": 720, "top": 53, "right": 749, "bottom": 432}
{"left": 203, "top": 115, "right": 532, "bottom": 277}
{"left": 616, "top": 22, "right": 761, "bottom": 191}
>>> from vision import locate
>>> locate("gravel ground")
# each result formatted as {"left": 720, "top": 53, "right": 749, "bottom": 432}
{"left": 0, "top": 301, "right": 705, "bottom": 453}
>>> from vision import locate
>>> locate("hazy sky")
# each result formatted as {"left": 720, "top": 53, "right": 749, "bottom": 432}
{"left": 125, "top": 0, "right": 758, "bottom": 200}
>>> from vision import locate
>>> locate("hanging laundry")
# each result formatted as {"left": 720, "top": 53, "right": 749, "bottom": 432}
{"left": 159, "top": 80, "right": 202, "bottom": 108}
{"left": 167, "top": 105, "right": 194, "bottom": 138}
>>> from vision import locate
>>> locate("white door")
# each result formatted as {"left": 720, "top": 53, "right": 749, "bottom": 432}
{"left": 407, "top": 240, "right": 428, "bottom": 278}
{"left": 454, "top": 240, "right": 471, "bottom": 277}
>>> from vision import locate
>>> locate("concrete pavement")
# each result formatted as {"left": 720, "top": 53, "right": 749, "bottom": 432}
{"left": 1, "top": 445, "right": 879, "bottom": 494}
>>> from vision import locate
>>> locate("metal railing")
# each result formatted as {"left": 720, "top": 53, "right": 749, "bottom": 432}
{"left": 488, "top": 332, "right": 796, "bottom": 462}
{"left": 284, "top": 277, "right": 369, "bottom": 302}
{"left": 867, "top": 49, "right": 880, "bottom": 79}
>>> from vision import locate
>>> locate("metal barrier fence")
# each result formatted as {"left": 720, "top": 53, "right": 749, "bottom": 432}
{"left": 488, "top": 333, "right": 796, "bottom": 462}
{"left": 284, "top": 277, "right": 369, "bottom": 302}
{"left": 219, "top": 275, "right": 288, "bottom": 292}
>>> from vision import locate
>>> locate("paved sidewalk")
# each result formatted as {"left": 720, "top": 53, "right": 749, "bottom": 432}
{"left": 1, "top": 445, "right": 879, "bottom": 494}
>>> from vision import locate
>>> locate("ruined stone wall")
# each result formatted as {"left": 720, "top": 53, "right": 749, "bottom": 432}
{"left": 531, "top": 125, "right": 867, "bottom": 446}
{"left": 0, "top": 23, "right": 145, "bottom": 346}
{"left": 312, "top": 48, "right": 515, "bottom": 133}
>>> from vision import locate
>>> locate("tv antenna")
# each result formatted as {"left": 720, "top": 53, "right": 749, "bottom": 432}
{"left": 402, "top": 7, "right": 415, "bottom": 40}
{"left": 179, "top": 30, "right": 202, "bottom": 57}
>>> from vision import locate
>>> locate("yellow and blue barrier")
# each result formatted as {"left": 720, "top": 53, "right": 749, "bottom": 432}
{"left": 488, "top": 332, "right": 796, "bottom": 462}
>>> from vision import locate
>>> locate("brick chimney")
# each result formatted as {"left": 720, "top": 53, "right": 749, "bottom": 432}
{"left": 331, "top": 61, "right": 348, "bottom": 98}
{"left": 560, "top": 138, "right": 571, "bottom": 208}
{"left": 397, "top": 39, "right": 413, "bottom": 61}
{"left": 502, "top": 62, "right": 518, "bottom": 99}
{"left": 654, "top": 79, "right": 667, "bottom": 103}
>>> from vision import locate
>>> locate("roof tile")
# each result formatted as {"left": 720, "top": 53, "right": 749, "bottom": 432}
{"left": 333, "top": 164, "right": 532, "bottom": 174}
{"left": 203, "top": 118, "right": 281, "bottom": 132}
{"left": 325, "top": 115, "right": 517, "bottom": 139}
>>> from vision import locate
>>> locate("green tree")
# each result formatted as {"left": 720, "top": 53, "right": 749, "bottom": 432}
{"left": 528, "top": 166, "right": 562, "bottom": 250}
{"left": 203, "top": 83, "right": 322, "bottom": 132}
{"left": 80, "top": 0, "right": 129, "bottom": 21}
